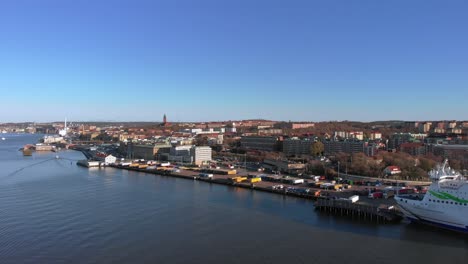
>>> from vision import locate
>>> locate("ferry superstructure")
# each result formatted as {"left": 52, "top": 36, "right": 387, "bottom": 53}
{"left": 395, "top": 160, "right": 468, "bottom": 233}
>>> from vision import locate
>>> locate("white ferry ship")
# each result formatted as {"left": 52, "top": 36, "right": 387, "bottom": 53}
{"left": 395, "top": 160, "right": 468, "bottom": 233}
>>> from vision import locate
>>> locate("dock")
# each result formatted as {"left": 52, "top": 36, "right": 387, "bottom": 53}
{"left": 107, "top": 164, "right": 403, "bottom": 224}
{"left": 314, "top": 199, "right": 403, "bottom": 223}
{"left": 77, "top": 160, "right": 101, "bottom": 168}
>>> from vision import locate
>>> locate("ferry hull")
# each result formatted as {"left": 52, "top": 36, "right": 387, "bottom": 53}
{"left": 397, "top": 200, "right": 468, "bottom": 234}
{"left": 406, "top": 216, "right": 468, "bottom": 234}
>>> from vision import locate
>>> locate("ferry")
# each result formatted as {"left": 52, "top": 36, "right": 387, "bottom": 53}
{"left": 395, "top": 160, "right": 468, "bottom": 233}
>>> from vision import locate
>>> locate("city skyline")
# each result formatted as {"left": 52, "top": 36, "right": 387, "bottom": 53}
{"left": 1, "top": 0, "right": 467, "bottom": 122}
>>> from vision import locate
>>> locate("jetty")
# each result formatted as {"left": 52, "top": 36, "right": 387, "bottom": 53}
{"left": 314, "top": 199, "right": 403, "bottom": 223}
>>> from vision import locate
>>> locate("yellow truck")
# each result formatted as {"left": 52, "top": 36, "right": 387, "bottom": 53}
{"left": 334, "top": 184, "right": 343, "bottom": 191}
{"left": 249, "top": 177, "right": 262, "bottom": 183}
{"left": 229, "top": 176, "right": 248, "bottom": 183}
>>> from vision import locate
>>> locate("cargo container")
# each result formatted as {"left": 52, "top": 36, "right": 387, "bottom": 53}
{"left": 321, "top": 183, "right": 334, "bottom": 190}
{"left": 229, "top": 176, "right": 247, "bottom": 183}
{"left": 312, "top": 182, "right": 324, "bottom": 188}
{"left": 261, "top": 175, "right": 282, "bottom": 182}
{"left": 283, "top": 178, "right": 304, "bottom": 185}
{"left": 292, "top": 179, "right": 304, "bottom": 185}
{"left": 199, "top": 173, "right": 213, "bottom": 179}
{"left": 138, "top": 164, "right": 148, "bottom": 169}
{"left": 129, "top": 163, "right": 140, "bottom": 168}
{"left": 349, "top": 195, "right": 359, "bottom": 203}
{"left": 212, "top": 169, "right": 237, "bottom": 175}
{"left": 249, "top": 177, "right": 262, "bottom": 183}
{"left": 334, "top": 184, "right": 343, "bottom": 191}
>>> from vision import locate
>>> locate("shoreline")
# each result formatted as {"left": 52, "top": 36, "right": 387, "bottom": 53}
{"left": 108, "top": 164, "right": 402, "bottom": 223}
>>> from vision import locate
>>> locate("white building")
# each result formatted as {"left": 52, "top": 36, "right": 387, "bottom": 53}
{"left": 348, "top": 131, "right": 364, "bottom": 141}
{"left": 105, "top": 155, "right": 117, "bottom": 164}
{"left": 226, "top": 127, "right": 237, "bottom": 133}
{"left": 370, "top": 132, "right": 382, "bottom": 140}
{"left": 191, "top": 146, "right": 212, "bottom": 166}
{"left": 43, "top": 135, "right": 64, "bottom": 144}
{"left": 384, "top": 166, "right": 402, "bottom": 176}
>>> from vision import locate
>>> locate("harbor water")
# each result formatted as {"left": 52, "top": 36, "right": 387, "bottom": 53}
{"left": 0, "top": 134, "right": 466, "bottom": 263}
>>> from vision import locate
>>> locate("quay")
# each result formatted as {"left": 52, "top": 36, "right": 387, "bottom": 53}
{"left": 106, "top": 164, "right": 402, "bottom": 223}
{"left": 109, "top": 164, "right": 320, "bottom": 200}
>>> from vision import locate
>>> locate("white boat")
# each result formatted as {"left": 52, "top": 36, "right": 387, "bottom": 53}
{"left": 395, "top": 160, "right": 468, "bottom": 233}
{"left": 1, "top": 137, "right": 5, "bottom": 140}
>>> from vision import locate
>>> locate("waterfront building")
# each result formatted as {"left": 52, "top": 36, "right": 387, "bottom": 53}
{"left": 105, "top": 155, "right": 117, "bottom": 164}
{"left": 130, "top": 143, "right": 172, "bottom": 160}
{"left": 168, "top": 145, "right": 192, "bottom": 163}
{"left": 191, "top": 146, "right": 212, "bottom": 166}
{"left": 168, "top": 145, "right": 212, "bottom": 165}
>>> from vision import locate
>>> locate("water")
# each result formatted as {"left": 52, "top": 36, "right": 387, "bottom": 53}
{"left": 0, "top": 134, "right": 466, "bottom": 264}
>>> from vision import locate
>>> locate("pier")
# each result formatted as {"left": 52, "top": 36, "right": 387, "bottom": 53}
{"left": 314, "top": 199, "right": 403, "bottom": 223}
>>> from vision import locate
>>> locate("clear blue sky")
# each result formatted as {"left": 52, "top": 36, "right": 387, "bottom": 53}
{"left": 0, "top": 0, "right": 467, "bottom": 122}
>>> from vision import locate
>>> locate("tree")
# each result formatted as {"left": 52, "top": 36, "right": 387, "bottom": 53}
{"left": 418, "top": 157, "right": 436, "bottom": 172}
{"left": 308, "top": 160, "right": 325, "bottom": 175}
{"left": 311, "top": 141, "right": 324, "bottom": 156}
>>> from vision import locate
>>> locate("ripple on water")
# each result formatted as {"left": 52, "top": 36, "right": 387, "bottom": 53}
{"left": 0, "top": 135, "right": 467, "bottom": 263}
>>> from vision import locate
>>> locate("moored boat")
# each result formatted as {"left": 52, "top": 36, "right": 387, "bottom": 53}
{"left": 395, "top": 160, "right": 468, "bottom": 233}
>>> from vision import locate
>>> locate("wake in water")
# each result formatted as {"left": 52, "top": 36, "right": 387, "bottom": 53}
{"left": 4, "top": 157, "right": 80, "bottom": 178}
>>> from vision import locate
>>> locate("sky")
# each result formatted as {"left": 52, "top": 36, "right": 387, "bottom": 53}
{"left": 0, "top": 0, "right": 467, "bottom": 122}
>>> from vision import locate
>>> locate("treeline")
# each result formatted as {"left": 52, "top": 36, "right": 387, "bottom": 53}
{"left": 285, "top": 121, "right": 418, "bottom": 139}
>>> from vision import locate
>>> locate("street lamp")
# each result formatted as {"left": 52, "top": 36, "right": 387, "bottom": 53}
{"left": 337, "top": 161, "right": 340, "bottom": 179}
